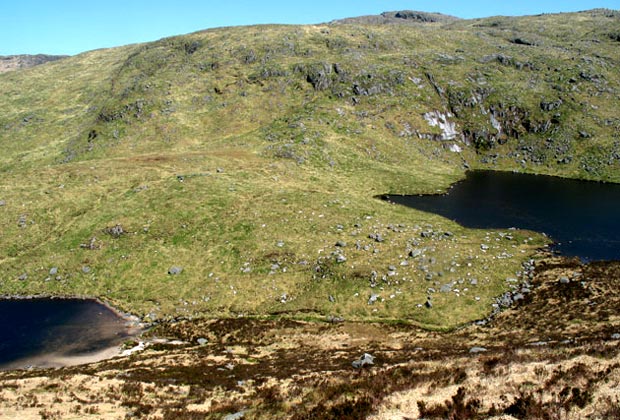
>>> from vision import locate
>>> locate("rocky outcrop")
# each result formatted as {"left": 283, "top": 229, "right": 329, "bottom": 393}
{"left": 0, "top": 54, "right": 68, "bottom": 73}
{"left": 423, "top": 111, "right": 458, "bottom": 140}
{"left": 330, "top": 11, "right": 460, "bottom": 25}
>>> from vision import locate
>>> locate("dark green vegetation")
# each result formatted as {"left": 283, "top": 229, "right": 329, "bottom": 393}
{"left": 0, "top": 9, "right": 619, "bottom": 328}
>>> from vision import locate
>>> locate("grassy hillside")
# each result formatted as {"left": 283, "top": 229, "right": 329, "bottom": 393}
{"left": 0, "top": 9, "right": 618, "bottom": 328}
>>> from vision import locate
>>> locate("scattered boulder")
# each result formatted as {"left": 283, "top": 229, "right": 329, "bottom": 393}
{"left": 579, "top": 131, "right": 592, "bottom": 139}
{"left": 511, "top": 37, "right": 536, "bottom": 46}
{"left": 368, "top": 233, "right": 384, "bottom": 242}
{"left": 409, "top": 248, "right": 423, "bottom": 258}
{"left": 82, "top": 266, "right": 91, "bottom": 274}
{"left": 559, "top": 276, "right": 570, "bottom": 284}
{"left": 18, "top": 273, "right": 28, "bottom": 281}
{"left": 611, "top": 333, "right": 620, "bottom": 340}
{"left": 49, "top": 267, "right": 59, "bottom": 276}
{"left": 327, "top": 315, "right": 345, "bottom": 323}
{"left": 0, "top": 199, "right": 5, "bottom": 206}
{"left": 497, "top": 292, "right": 514, "bottom": 308}
{"left": 540, "top": 99, "right": 562, "bottom": 112}
{"left": 17, "top": 215, "right": 27, "bottom": 228}
{"left": 370, "top": 270, "right": 378, "bottom": 282}
{"left": 440, "top": 283, "right": 453, "bottom": 293}
{"left": 352, "top": 353, "right": 375, "bottom": 368}
{"left": 168, "top": 266, "right": 183, "bottom": 275}
{"left": 480, "top": 53, "right": 514, "bottom": 66}
{"left": 197, "top": 338, "right": 208, "bottom": 345}
{"left": 469, "top": 346, "right": 488, "bottom": 354}
{"left": 121, "top": 341, "right": 146, "bottom": 357}
{"left": 368, "top": 294, "right": 379, "bottom": 305}
{"left": 335, "top": 240, "right": 347, "bottom": 247}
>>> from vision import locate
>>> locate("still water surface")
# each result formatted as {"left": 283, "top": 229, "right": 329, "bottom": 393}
{"left": 0, "top": 298, "right": 133, "bottom": 369}
{"left": 385, "top": 170, "right": 620, "bottom": 262}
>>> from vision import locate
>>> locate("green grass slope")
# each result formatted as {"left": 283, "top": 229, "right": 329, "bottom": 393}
{"left": 0, "top": 9, "right": 617, "bottom": 328}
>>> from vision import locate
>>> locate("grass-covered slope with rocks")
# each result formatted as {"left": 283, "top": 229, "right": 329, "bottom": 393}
{"left": 0, "top": 9, "right": 618, "bottom": 328}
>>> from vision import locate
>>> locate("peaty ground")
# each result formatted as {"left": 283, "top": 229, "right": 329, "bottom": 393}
{"left": 0, "top": 257, "right": 618, "bottom": 419}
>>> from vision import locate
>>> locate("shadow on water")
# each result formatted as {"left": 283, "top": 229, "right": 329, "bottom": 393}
{"left": 384, "top": 170, "right": 620, "bottom": 262}
{"left": 0, "top": 298, "right": 136, "bottom": 369}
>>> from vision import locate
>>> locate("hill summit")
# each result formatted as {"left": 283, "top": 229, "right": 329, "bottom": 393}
{"left": 330, "top": 10, "right": 460, "bottom": 25}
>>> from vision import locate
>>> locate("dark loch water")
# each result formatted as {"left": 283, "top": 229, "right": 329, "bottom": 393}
{"left": 0, "top": 298, "right": 132, "bottom": 369}
{"left": 385, "top": 170, "right": 620, "bottom": 262}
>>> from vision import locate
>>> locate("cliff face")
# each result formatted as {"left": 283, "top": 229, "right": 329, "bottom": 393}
{"left": 0, "top": 54, "right": 68, "bottom": 73}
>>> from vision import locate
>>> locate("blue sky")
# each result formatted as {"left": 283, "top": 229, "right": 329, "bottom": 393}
{"left": 1, "top": 1, "right": 618, "bottom": 55}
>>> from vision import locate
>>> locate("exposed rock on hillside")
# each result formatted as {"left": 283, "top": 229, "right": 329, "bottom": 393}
{"left": 330, "top": 10, "right": 460, "bottom": 25}
{"left": 0, "top": 54, "right": 68, "bottom": 73}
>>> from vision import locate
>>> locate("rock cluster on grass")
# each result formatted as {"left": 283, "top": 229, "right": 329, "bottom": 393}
{"left": 476, "top": 259, "right": 537, "bottom": 324}
{"left": 104, "top": 224, "right": 125, "bottom": 238}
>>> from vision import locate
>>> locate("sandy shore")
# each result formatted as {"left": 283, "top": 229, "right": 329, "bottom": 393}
{"left": 0, "top": 295, "right": 146, "bottom": 371}
{"left": 0, "top": 345, "right": 124, "bottom": 370}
